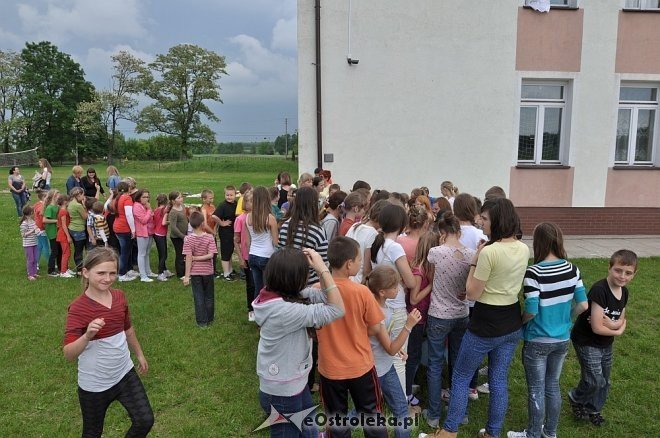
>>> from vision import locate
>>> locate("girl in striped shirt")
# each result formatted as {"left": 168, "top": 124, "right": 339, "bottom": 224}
{"left": 20, "top": 204, "right": 38, "bottom": 280}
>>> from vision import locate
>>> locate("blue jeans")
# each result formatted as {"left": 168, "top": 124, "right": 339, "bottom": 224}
{"left": 570, "top": 344, "right": 613, "bottom": 414}
{"left": 426, "top": 315, "right": 468, "bottom": 421}
{"left": 443, "top": 328, "right": 522, "bottom": 437}
{"left": 69, "top": 229, "right": 87, "bottom": 272}
{"left": 259, "top": 388, "right": 318, "bottom": 438}
{"left": 116, "top": 232, "right": 133, "bottom": 276}
{"left": 12, "top": 191, "right": 27, "bottom": 217}
{"left": 380, "top": 365, "right": 411, "bottom": 438}
{"left": 522, "top": 340, "right": 569, "bottom": 438}
{"left": 249, "top": 254, "right": 270, "bottom": 298}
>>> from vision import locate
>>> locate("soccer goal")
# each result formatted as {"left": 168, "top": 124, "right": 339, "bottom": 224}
{"left": 0, "top": 147, "right": 39, "bottom": 167}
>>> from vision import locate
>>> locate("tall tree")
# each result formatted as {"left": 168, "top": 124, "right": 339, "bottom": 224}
{"left": 19, "top": 41, "right": 94, "bottom": 160}
{"left": 136, "top": 44, "right": 227, "bottom": 158}
{"left": 0, "top": 50, "right": 25, "bottom": 153}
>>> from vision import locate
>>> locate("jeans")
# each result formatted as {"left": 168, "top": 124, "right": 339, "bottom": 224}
{"left": 190, "top": 274, "right": 215, "bottom": 326}
{"left": 570, "top": 344, "right": 613, "bottom": 414}
{"left": 426, "top": 315, "right": 469, "bottom": 421}
{"left": 12, "top": 191, "right": 27, "bottom": 217}
{"left": 116, "top": 232, "right": 133, "bottom": 276}
{"left": 259, "top": 388, "right": 318, "bottom": 438}
{"left": 154, "top": 235, "right": 168, "bottom": 274}
{"left": 443, "top": 328, "right": 522, "bottom": 437}
{"left": 405, "top": 323, "right": 425, "bottom": 397}
{"left": 249, "top": 254, "right": 270, "bottom": 298}
{"left": 136, "top": 236, "right": 154, "bottom": 279}
{"left": 380, "top": 365, "right": 411, "bottom": 438}
{"left": 36, "top": 234, "right": 50, "bottom": 266}
{"left": 522, "top": 340, "right": 569, "bottom": 438}
{"left": 69, "top": 229, "right": 87, "bottom": 272}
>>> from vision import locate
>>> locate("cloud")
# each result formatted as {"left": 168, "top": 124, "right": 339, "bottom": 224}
{"left": 271, "top": 17, "right": 296, "bottom": 53}
{"left": 17, "top": 0, "right": 147, "bottom": 44}
{"left": 0, "top": 27, "right": 24, "bottom": 49}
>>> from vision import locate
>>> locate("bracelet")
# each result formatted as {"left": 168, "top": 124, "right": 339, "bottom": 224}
{"left": 470, "top": 263, "right": 477, "bottom": 268}
{"left": 319, "top": 270, "right": 331, "bottom": 276}
{"left": 323, "top": 284, "right": 338, "bottom": 293}
{"left": 403, "top": 325, "right": 412, "bottom": 333}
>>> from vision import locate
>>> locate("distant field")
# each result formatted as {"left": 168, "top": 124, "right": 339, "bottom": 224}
{"left": 0, "top": 158, "right": 657, "bottom": 437}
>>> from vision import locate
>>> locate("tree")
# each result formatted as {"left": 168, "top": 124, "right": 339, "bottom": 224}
{"left": 19, "top": 41, "right": 94, "bottom": 160}
{"left": 136, "top": 44, "right": 227, "bottom": 159}
{"left": 0, "top": 50, "right": 26, "bottom": 153}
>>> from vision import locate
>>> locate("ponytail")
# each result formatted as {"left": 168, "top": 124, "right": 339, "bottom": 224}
{"left": 371, "top": 231, "right": 386, "bottom": 263}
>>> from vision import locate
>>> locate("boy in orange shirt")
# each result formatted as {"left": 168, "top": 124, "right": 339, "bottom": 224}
{"left": 317, "top": 236, "right": 388, "bottom": 438}
{"left": 200, "top": 189, "right": 218, "bottom": 276}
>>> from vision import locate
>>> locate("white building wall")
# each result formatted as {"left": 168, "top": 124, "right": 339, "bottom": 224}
{"left": 299, "top": 0, "right": 521, "bottom": 198}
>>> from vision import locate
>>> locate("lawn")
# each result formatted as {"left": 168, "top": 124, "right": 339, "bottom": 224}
{"left": 0, "top": 158, "right": 657, "bottom": 437}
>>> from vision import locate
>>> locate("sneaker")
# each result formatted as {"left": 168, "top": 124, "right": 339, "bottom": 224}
{"left": 541, "top": 427, "right": 556, "bottom": 438}
{"left": 163, "top": 270, "right": 175, "bottom": 278}
{"left": 468, "top": 388, "right": 479, "bottom": 401}
{"left": 461, "top": 414, "right": 469, "bottom": 425}
{"left": 157, "top": 273, "right": 168, "bottom": 282}
{"left": 140, "top": 277, "right": 154, "bottom": 283}
{"left": 477, "top": 383, "right": 490, "bottom": 394}
{"left": 127, "top": 270, "right": 140, "bottom": 279}
{"left": 228, "top": 271, "right": 237, "bottom": 280}
{"left": 441, "top": 388, "right": 450, "bottom": 402}
{"left": 248, "top": 311, "right": 255, "bottom": 322}
{"left": 147, "top": 273, "right": 158, "bottom": 278}
{"left": 48, "top": 272, "right": 59, "bottom": 278}
{"left": 479, "top": 366, "right": 489, "bottom": 376}
{"left": 408, "top": 394, "right": 420, "bottom": 407}
{"left": 421, "top": 409, "right": 439, "bottom": 429}
{"left": 567, "top": 390, "right": 589, "bottom": 420}
{"left": 223, "top": 274, "right": 234, "bottom": 282}
{"left": 478, "top": 429, "right": 495, "bottom": 438}
{"left": 28, "top": 276, "right": 37, "bottom": 281}
{"left": 59, "top": 271, "right": 75, "bottom": 278}
{"left": 66, "top": 269, "right": 77, "bottom": 276}
{"left": 589, "top": 412, "right": 605, "bottom": 426}
{"left": 118, "top": 274, "right": 137, "bottom": 282}
{"left": 507, "top": 431, "right": 529, "bottom": 438}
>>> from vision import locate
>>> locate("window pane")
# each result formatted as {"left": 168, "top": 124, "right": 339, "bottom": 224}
{"left": 542, "top": 108, "right": 562, "bottom": 161}
{"left": 522, "top": 85, "right": 564, "bottom": 100}
{"left": 518, "top": 107, "right": 537, "bottom": 161}
{"left": 625, "top": 0, "right": 640, "bottom": 7}
{"left": 619, "top": 87, "right": 657, "bottom": 102}
{"left": 616, "top": 109, "right": 631, "bottom": 162}
{"left": 550, "top": 0, "right": 568, "bottom": 4}
{"left": 635, "top": 109, "right": 655, "bottom": 162}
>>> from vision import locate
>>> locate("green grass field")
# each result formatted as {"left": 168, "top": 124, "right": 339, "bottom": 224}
{"left": 0, "top": 159, "right": 657, "bottom": 437}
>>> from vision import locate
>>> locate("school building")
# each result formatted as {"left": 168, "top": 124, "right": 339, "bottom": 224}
{"left": 297, "top": 0, "right": 660, "bottom": 235}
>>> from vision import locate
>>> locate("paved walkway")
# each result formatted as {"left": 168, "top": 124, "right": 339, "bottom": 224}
{"left": 521, "top": 235, "right": 660, "bottom": 258}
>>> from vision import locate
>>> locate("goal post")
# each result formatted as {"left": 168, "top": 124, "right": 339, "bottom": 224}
{"left": 0, "top": 148, "right": 39, "bottom": 168}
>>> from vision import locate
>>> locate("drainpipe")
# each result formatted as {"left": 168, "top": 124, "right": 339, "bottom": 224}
{"left": 315, "top": 0, "right": 323, "bottom": 169}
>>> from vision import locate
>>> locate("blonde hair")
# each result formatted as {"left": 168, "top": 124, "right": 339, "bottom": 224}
{"left": 412, "top": 231, "right": 440, "bottom": 280}
{"left": 72, "top": 165, "right": 83, "bottom": 177}
{"left": 441, "top": 181, "right": 459, "bottom": 196}
{"left": 81, "top": 247, "right": 119, "bottom": 292}
{"left": 106, "top": 165, "right": 119, "bottom": 177}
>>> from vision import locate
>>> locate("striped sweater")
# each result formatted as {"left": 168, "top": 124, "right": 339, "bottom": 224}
{"left": 278, "top": 220, "right": 328, "bottom": 285}
{"left": 523, "top": 259, "right": 587, "bottom": 341}
{"left": 20, "top": 219, "right": 38, "bottom": 247}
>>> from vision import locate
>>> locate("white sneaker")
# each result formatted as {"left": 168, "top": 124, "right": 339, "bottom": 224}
{"left": 420, "top": 409, "right": 439, "bottom": 429}
{"left": 479, "top": 366, "right": 489, "bottom": 376}
{"left": 66, "top": 269, "right": 77, "bottom": 276}
{"left": 468, "top": 388, "right": 479, "bottom": 401}
{"left": 164, "top": 270, "right": 174, "bottom": 278}
{"left": 507, "top": 431, "right": 528, "bottom": 438}
{"left": 127, "top": 270, "right": 140, "bottom": 279}
{"left": 248, "top": 311, "right": 255, "bottom": 322}
{"left": 157, "top": 273, "right": 168, "bottom": 282}
{"left": 119, "top": 274, "right": 137, "bottom": 282}
{"left": 59, "top": 271, "right": 75, "bottom": 278}
{"left": 140, "top": 277, "right": 154, "bottom": 283}
{"left": 147, "top": 272, "right": 158, "bottom": 278}
{"left": 477, "top": 383, "right": 490, "bottom": 394}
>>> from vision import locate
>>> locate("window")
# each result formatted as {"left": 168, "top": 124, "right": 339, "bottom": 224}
{"left": 616, "top": 85, "right": 659, "bottom": 165}
{"left": 624, "top": 0, "right": 660, "bottom": 10}
{"left": 518, "top": 82, "right": 569, "bottom": 165}
{"left": 525, "top": 0, "right": 579, "bottom": 8}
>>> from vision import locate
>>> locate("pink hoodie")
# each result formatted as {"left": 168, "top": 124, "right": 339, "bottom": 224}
{"left": 133, "top": 202, "right": 154, "bottom": 237}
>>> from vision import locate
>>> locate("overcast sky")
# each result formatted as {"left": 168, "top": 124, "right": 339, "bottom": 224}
{"left": 0, "top": 0, "right": 298, "bottom": 143}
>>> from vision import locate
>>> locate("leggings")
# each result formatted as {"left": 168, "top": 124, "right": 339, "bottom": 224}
{"left": 59, "top": 240, "right": 71, "bottom": 273}
{"left": 170, "top": 237, "right": 185, "bottom": 278}
{"left": 78, "top": 369, "right": 154, "bottom": 438}
{"left": 48, "top": 238, "right": 61, "bottom": 273}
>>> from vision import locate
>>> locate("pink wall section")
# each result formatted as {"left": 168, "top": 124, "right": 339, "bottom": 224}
{"left": 616, "top": 12, "right": 660, "bottom": 74}
{"left": 516, "top": 7, "right": 583, "bottom": 72}
{"left": 604, "top": 168, "right": 660, "bottom": 207}
{"left": 509, "top": 167, "right": 574, "bottom": 207}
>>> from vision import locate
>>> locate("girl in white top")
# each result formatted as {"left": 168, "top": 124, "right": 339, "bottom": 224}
{"left": 454, "top": 193, "right": 487, "bottom": 250}
{"left": 39, "top": 158, "right": 53, "bottom": 190}
{"left": 370, "top": 203, "right": 416, "bottom": 393}
{"left": 245, "top": 186, "right": 278, "bottom": 297}
{"left": 346, "top": 199, "right": 389, "bottom": 283}
{"left": 441, "top": 180, "right": 459, "bottom": 210}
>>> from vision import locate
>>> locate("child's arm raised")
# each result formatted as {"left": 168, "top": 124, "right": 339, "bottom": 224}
{"left": 368, "top": 309, "right": 421, "bottom": 356}
{"left": 590, "top": 303, "right": 627, "bottom": 336}
{"left": 63, "top": 318, "right": 105, "bottom": 361}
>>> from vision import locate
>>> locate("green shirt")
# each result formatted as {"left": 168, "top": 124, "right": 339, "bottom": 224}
{"left": 44, "top": 204, "right": 59, "bottom": 240}
{"left": 67, "top": 199, "right": 86, "bottom": 232}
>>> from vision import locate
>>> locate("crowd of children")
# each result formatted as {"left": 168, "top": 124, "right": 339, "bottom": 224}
{"left": 12, "top": 164, "right": 638, "bottom": 437}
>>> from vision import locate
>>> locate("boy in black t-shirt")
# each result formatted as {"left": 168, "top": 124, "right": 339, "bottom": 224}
{"left": 568, "top": 249, "right": 637, "bottom": 427}
{"left": 211, "top": 186, "right": 237, "bottom": 281}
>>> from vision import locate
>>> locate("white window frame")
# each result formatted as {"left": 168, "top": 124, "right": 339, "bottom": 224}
{"left": 623, "top": 0, "right": 660, "bottom": 10}
{"left": 518, "top": 81, "right": 571, "bottom": 165}
{"left": 615, "top": 83, "right": 659, "bottom": 166}
{"left": 525, "top": 0, "right": 579, "bottom": 8}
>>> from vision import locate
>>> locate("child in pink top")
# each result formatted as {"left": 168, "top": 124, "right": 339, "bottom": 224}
{"left": 152, "top": 194, "right": 172, "bottom": 281}
{"left": 132, "top": 189, "right": 155, "bottom": 282}
{"left": 233, "top": 190, "right": 256, "bottom": 321}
